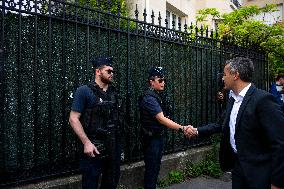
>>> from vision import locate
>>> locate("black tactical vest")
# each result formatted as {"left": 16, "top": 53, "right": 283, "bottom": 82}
{"left": 139, "top": 89, "right": 165, "bottom": 130}
{"left": 80, "top": 82, "right": 119, "bottom": 143}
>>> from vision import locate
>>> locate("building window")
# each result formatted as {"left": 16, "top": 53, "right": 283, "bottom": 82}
{"left": 166, "top": 11, "right": 170, "bottom": 27}
{"left": 172, "top": 14, "right": 176, "bottom": 29}
{"left": 166, "top": 10, "right": 183, "bottom": 29}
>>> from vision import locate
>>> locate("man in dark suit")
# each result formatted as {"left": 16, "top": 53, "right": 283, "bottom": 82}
{"left": 189, "top": 57, "right": 284, "bottom": 189}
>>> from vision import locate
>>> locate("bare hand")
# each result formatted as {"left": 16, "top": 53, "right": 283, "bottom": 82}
{"left": 271, "top": 184, "right": 284, "bottom": 189}
{"left": 84, "top": 140, "right": 100, "bottom": 157}
{"left": 184, "top": 125, "right": 198, "bottom": 139}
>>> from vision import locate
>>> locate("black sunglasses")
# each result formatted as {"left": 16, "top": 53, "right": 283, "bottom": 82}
{"left": 157, "top": 78, "right": 165, "bottom": 83}
{"left": 106, "top": 69, "right": 114, "bottom": 74}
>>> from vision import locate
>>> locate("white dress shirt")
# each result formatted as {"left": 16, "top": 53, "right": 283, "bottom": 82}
{"left": 229, "top": 83, "right": 251, "bottom": 153}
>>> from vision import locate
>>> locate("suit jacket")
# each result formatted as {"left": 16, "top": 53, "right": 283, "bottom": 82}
{"left": 198, "top": 85, "right": 284, "bottom": 187}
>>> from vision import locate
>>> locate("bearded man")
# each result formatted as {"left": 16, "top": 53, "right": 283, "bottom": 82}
{"left": 69, "top": 56, "right": 121, "bottom": 189}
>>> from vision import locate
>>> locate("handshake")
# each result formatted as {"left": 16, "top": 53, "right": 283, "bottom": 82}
{"left": 181, "top": 125, "right": 198, "bottom": 139}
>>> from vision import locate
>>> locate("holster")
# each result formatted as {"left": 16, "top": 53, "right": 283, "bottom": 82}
{"left": 91, "top": 139, "right": 107, "bottom": 159}
{"left": 93, "top": 121, "right": 118, "bottom": 159}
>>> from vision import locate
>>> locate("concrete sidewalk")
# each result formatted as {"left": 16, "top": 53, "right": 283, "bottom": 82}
{"left": 163, "top": 173, "right": 232, "bottom": 189}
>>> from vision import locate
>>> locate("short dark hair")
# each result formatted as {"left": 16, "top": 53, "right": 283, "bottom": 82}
{"left": 225, "top": 57, "right": 254, "bottom": 82}
{"left": 276, "top": 73, "right": 284, "bottom": 81}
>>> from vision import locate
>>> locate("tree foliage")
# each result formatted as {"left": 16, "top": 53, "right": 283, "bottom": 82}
{"left": 75, "top": 0, "right": 129, "bottom": 17}
{"left": 196, "top": 8, "right": 221, "bottom": 23}
{"left": 196, "top": 5, "right": 284, "bottom": 77}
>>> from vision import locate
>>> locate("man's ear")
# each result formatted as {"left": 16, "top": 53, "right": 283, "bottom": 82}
{"left": 234, "top": 72, "right": 240, "bottom": 80}
{"left": 149, "top": 79, "right": 155, "bottom": 87}
{"left": 95, "top": 68, "right": 100, "bottom": 75}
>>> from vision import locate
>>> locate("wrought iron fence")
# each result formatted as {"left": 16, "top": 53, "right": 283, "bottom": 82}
{"left": 0, "top": 0, "right": 268, "bottom": 186}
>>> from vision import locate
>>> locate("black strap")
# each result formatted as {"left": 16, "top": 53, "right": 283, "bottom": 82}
{"left": 87, "top": 82, "right": 117, "bottom": 104}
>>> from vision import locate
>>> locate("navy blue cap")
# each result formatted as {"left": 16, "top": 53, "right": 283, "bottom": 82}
{"left": 148, "top": 66, "right": 165, "bottom": 79}
{"left": 91, "top": 56, "right": 113, "bottom": 68}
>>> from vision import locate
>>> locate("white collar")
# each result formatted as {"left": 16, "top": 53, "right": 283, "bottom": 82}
{"left": 232, "top": 83, "right": 251, "bottom": 102}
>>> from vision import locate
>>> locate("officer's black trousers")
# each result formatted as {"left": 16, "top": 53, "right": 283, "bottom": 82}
{"left": 80, "top": 148, "right": 121, "bottom": 189}
{"left": 142, "top": 134, "right": 165, "bottom": 189}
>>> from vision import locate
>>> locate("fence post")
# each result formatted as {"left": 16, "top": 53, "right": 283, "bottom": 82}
{"left": 0, "top": 49, "right": 3, "bottom": 87}
{"left": 0, "top": 48, "right": 4, "bottom": 176}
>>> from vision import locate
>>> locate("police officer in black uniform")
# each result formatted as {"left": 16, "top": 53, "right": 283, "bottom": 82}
{"left": 139, "top": 67, "right": 193, "bottom": 189}
{"left": 69, "top": 56, "right": 120, "bottom": 189}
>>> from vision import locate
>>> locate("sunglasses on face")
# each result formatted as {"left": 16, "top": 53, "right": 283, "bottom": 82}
{"left": 157, "top": 78, "right": 165, "bottom": 83}
{"left": 105, "top": 69, "right": 114, "bottom": 74}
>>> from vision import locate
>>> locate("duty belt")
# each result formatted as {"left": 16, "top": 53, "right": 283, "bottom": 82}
{"left": 142, "top": 127, "right": 164, "bottom": 137}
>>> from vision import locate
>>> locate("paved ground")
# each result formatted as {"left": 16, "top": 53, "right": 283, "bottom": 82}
{"left": 163, "top": 173, "right": 232, "bottom": 189}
